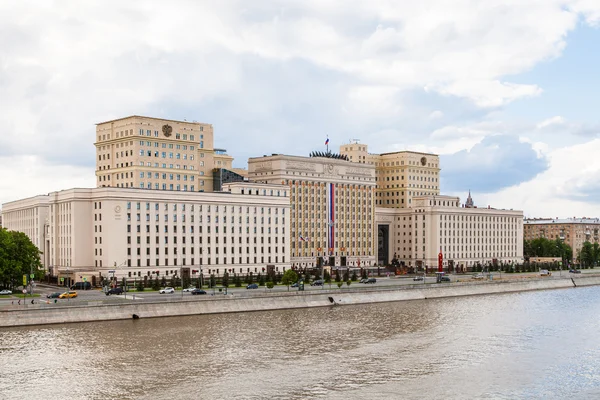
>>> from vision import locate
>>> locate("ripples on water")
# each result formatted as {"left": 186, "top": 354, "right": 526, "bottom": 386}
{"left": 1, "top": 287, "right": 600, "bottom": 399}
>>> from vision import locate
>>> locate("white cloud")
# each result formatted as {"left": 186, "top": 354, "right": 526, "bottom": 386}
{"left": 345, "top": 85, "right": 401, "bottom": 116}
{"left": 0, "top": 156, "right": 95, "bottom": 205}
{"left": 429, "top": 80, "right": 543, "bottom": 108}
{"left": 518, "top": 136, "right": 549, "bottom": 158}
{"left": 429, "top": 110, "right": 443, "bottom": 120}
{"left": 1, "top": 0, "right": 600, "bottom": 216}
{"left": 476, "top": 139, "right": 600, "bottom": 217}
{"left": 571, "top": 0, "right": 600, "bottom": 25}
{"left": 536, "top": 116, "right": 566, "bottom": 129}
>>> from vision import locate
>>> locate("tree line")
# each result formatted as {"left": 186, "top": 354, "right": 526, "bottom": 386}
{"left": 524, "top": 237, "right": 600, "bottom": 267}
{"left": 0, "top": 228, "right": 43, "bottom": 290}
{"left": 523, "top": 237, "right": 573, "bottom": 261}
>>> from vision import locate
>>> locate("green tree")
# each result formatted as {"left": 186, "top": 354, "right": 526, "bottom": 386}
{"left": 266, "top": 281, "right": 274, "bottom": 289}
{"left": 351, "top": 271, "right": 358, "bottom": 281}
{"left": 234, "top": 274, "right": 242, "bottom": 287}
{"left": 161, "top": 276, "right": 167, "bottom": 287}
{"left": 182, "top": 277, "right": 191, "bottom": 288}
{"left": 152, "top": 277, "right": 161, "bottom": 291}
{"left": 324, "top": 271, "right": 331, "bottom": 285}
{"left": 222, "top": 272, "right": 230, "bottom": 288}
{"left": 346, "top": 280, "right": 352, "bottom": 288}
{"left": 281, "top": 269, "right": 298, "bottom": 290}
{"left": 523, "top": 239, "right": 533, "bottom": 259}
{"left": 258, "top": 273, "right": 265, "bottom": 286}
{"left": 0, "top": 229, "right": 43, "bottom": 290}
{"left": 592, "top": 243, "right": 600, "bottom": 267}
{"left": 209, "top": 274, "right": 216, "bottom": 288}
{"left": 524, "top": 237, "right": 573, "bottom": 265}
{"left": 136, "top": 280, "right": 144, "bottom": 291}
{"left": 580, "top": 242, "right": 594, "bottom": 267}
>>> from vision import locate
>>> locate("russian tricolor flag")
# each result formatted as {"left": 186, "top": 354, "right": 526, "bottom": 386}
{"left": 325, "top": 138, "right": 329, "bottom": 145}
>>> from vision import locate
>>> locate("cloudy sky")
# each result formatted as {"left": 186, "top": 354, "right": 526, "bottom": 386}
{"left": 1, "top": 0, "right": 599, "bottom": 218}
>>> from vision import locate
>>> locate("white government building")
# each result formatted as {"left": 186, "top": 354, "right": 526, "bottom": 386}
{"left": 1, "top": 116, "right": 524, "bottom": 285}
{"left": 375, "top": 193, "right": 524, "bottom": 271}
{"left": 2, "top": 183, "right": 290, "bottom": 286}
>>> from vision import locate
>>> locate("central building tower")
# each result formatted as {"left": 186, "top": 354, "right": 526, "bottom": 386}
{"left": 248, "top": 152, "right": 377, "bottom": 270}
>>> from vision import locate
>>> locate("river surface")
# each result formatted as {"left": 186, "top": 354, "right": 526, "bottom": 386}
{"left": 1, "top": 286, "right": 600, "bottom": 400}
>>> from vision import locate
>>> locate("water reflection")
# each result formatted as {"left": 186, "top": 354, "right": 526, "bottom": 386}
{"left": 1, "top": 287, "right": 600, "bottom": 399}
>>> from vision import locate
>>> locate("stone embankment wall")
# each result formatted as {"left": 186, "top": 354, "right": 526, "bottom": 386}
{"left": 1, "top": 277, "right": 598, "bottom": 328}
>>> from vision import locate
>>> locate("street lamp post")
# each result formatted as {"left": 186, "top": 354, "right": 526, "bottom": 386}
{"left": 556, "top": 244, "right": 563, "bottom": 277}
{"left": 66, "top": 262, "right": 70, "bottom": 303}
{"left": 180, "top": 263, "right": 184, "bottom": 299}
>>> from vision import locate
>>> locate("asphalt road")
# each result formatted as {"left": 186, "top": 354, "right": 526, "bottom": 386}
{"left": 0, "top": 276, "right": 423, "bottom": 304}
{"left": 0, "top": 270, "right": 595, "bottom": 306}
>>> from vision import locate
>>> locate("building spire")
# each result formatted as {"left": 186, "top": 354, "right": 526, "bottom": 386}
{"left": 465, "top": 190, "right": 474, "bottom": 208}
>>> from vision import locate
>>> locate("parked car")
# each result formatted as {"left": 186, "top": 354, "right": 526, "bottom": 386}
{"left": 291, "top": 281, "right": 302, "bottom": 288}
{"left": 310, "top": 280, "right": 324, "bottom": 286}
{"left": 59, "top": 291, "right": 78, "bottom": 299}
{"left": 106, "top": 287, "right": 124, "bottom": 295}
{"left": 46, "top": 292, "right": 61, "bottom": 298}
{"left": 191, "top": 289, "right": 207, "bottom": 295}
{"left": 70, "top": 282, "right": 92, "bottom": 290}
{"left": 183, "top": 287, "right": 196, "bottom": 292}
{"left": 472, "top": 274, "right": 485, "bottom": 280}
{"left": 159, "top": 287, "right": 175, "bottom": 294}
{"left": 569, "top": 269, "right": 581, "bottom": 274}
{"left": 413, "top": 276, "right": 424, "bottom": 281}
{"left": 540, "top": 270, "right": 552, "bottom": 276}
{"left": 247, "top": 283, "right": 259, "bottom": 289}
{"left": 365, "top": 278, "right": 377, "bottom": 284}
{"left": 0, "top": 289, "right": 12, "bottom": 295}
{"left": 359, "top": 278, "right": 369, "bottom": 283}
{"left": 440, "top": 276, "right": 451, "bottom": 282}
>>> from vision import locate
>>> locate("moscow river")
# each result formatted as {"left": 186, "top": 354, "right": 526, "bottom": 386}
{"left": 1, "top": 286, "right": 600, "bottom": 400}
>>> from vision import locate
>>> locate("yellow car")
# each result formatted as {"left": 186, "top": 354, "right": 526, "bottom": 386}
{"left": 58, "top": 291, "right": 78, "bottom": 299}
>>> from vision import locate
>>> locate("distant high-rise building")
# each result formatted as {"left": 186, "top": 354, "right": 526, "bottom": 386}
{"left": 465, "top": 190, "right": 474, "bottom": 208}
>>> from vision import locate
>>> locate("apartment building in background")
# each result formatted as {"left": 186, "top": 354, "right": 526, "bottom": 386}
{"left": 524, "top": 217, "right": 600, "bottom": 259}
{"left": 340, "top": 141, "right": 440, "bottom": 208}
{"left": 248, "top": 152, "right": 377, "bottom": 269}
{"left": 95, "top": 115, "right": 233, "bottom": 193}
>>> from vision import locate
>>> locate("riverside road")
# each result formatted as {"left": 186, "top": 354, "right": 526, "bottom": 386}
{"left": 0, "top": 270, "right": 590, "bottom": 307}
